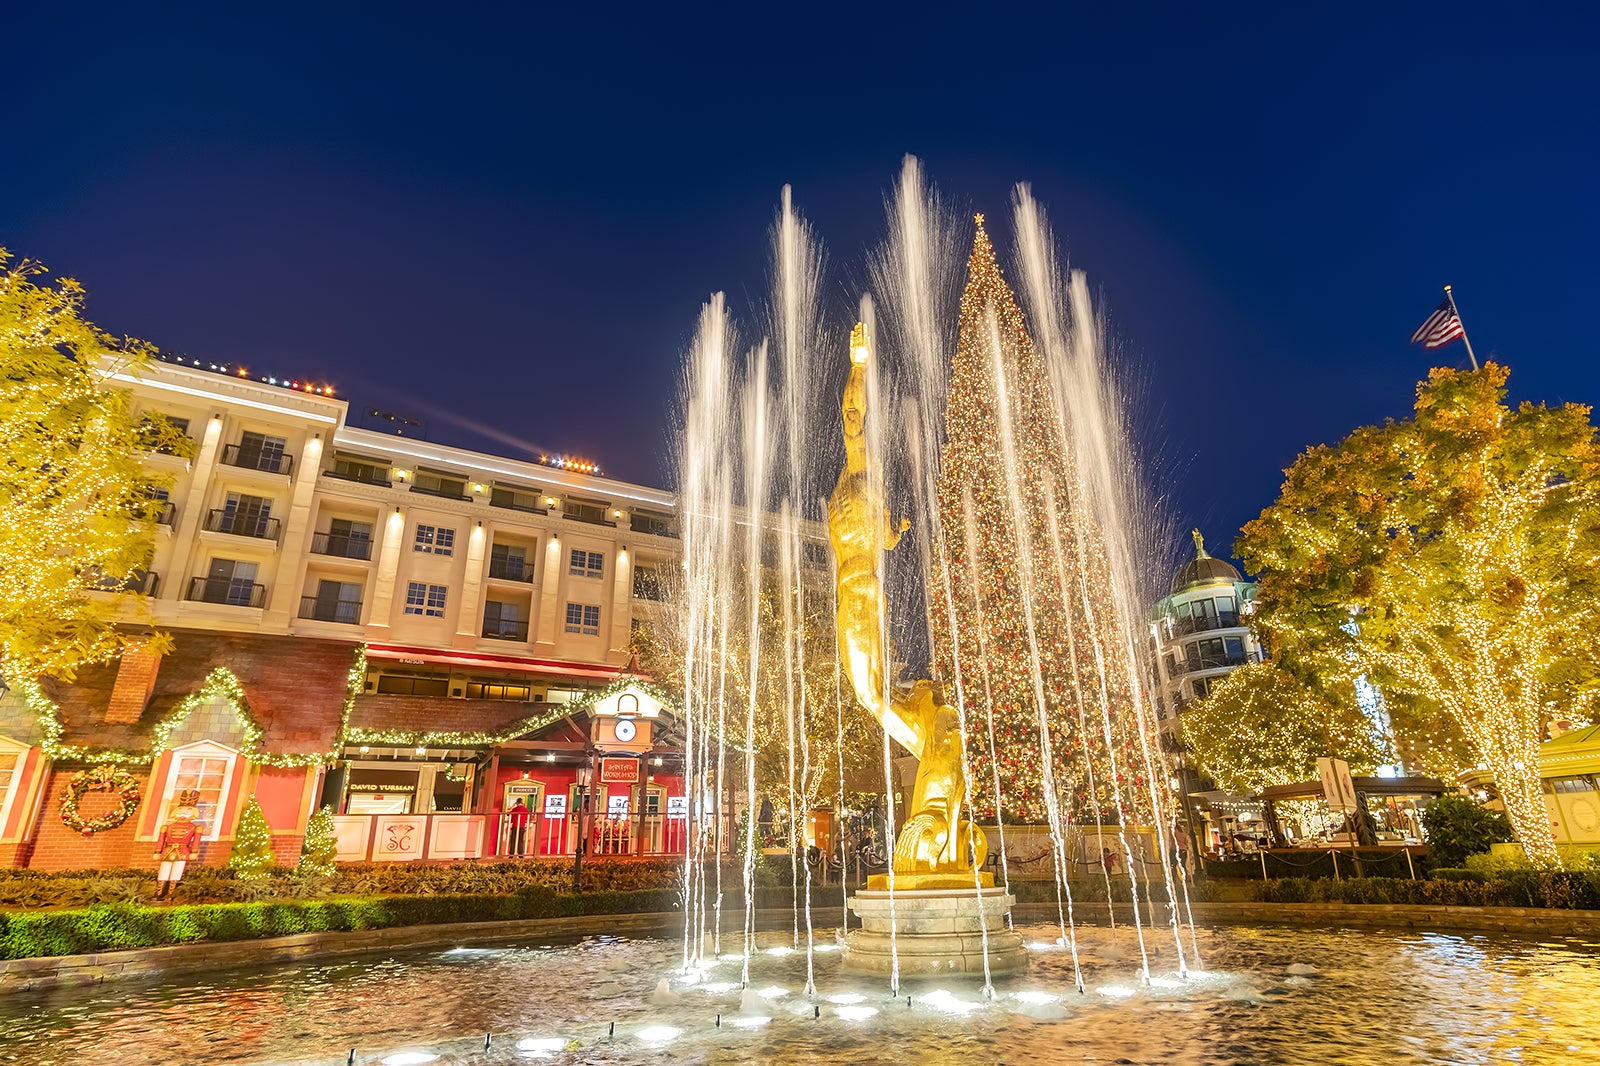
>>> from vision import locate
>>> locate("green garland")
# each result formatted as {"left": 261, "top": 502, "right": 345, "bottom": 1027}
{"left": 23, "top": 647, "right": 367, "bottom": 769}
{"left": 21, "top": 649, "right": 672, "bottom": 765}
{"left": 59, "top": 764, "right": 141, "bottom": 837}
{"left": 341, "top": 675, "right": 680, "bottom": 749}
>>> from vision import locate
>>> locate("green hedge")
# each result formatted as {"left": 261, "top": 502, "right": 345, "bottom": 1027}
{"left": 0, "top": 887, "right": 679, "bottom": 960}
{"left": 0, "top": 858, "right": 692, "bottom": 909}
{"left": 1251, "top": 872, "right": 1600, "bottom": 910}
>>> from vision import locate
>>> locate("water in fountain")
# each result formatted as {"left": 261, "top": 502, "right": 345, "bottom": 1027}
{"left": 668, "top": 156, "right": 1197, "bottom": 994}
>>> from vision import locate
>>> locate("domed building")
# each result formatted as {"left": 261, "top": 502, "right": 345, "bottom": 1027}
{"left": 1148, "top": 530, "right": 1265, "bottom": 849}
{"left": 1151, "top": 530, "right": 1261, "bottom": 720}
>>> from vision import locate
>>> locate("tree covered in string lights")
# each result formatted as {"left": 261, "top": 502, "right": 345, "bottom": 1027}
{"left": 1183, "top": 660, "right": 1389, "bottom": 795}
{"left": 299, "top": 806, "right": 339, "bottom": 877}
{"left": 928, "top": 218, "right": 1148, "bottom": 825}
{"left": 0, "top": 249, "right": 191, "bottom": 682}
{"left": 230, "top": 796, "right": 275, "bottom": 880}
{"left": 1238, "top": 364, "right": 1600, "bottom": 868}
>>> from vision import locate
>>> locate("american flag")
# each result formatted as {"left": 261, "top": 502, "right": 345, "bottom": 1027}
{"left": 1411, "top": 297, "right": 1465, "bottom": 349}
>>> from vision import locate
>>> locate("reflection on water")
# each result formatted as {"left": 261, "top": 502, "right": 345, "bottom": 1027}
{"left": 0, "top": 923, "right": 1595, "bottom": 1065}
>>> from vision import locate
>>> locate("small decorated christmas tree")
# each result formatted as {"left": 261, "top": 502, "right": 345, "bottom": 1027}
{"left": 299, "top": 805, "right": 338, "bottom": 877}
{"left": 229, "top": 796, "right": 274, "bottom": 880}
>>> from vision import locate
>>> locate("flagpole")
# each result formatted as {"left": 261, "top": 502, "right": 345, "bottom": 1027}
{"left": 1443, "top": 284, "right": 1479, "bottom": 371}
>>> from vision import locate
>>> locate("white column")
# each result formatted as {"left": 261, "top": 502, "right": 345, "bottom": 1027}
{"left": 171, "top": 412, "right": 225, "bottom": 596}
{"left": 263, "top": 434, "right": 325, "bottom": 631}
{"left": 609, "top": 545, "right": 633, "bottom": 658}
{"left": 533, "top": 532, "right": 563, "bottom": 653}
{"left": 366, "top": 507, "right": 409, "bottom": 633}
{"left": 454, "top": 522, "right": 489, "bottom": 647}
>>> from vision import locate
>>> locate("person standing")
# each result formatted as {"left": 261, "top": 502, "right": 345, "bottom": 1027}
{"left": 1172, "top": 825, "right": 1191, "bottom": 873}
{"left": 508, "top": 798, "right": 532, "bottom": 857}
{"left": 153, "top": 790, "right": 202, "bottom": 900}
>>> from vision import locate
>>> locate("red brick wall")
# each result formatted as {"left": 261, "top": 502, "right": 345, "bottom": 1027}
{"left": 22, "top": 766, "right": 236, "bottom": 872}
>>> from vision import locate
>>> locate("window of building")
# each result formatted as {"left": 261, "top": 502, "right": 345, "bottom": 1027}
{"left": 221, "top": 492, "right": 273, "bottom": 537}
{"left": 411, "top": 471, "right": 467, "bottom": 499}
{"left": 1190, "top": 677, "right": 1213, "bottom": 700}
{"left": 414, "top": 524, "right": 456, "bottom": 556}
{"left": 631, "top": 510, "right": 675, "bottom": 537}
{"left": 305, "top": 579, "right": 363, "bottom": 624}
{"left": 161, "top": 743, "right": 238, "bottom": 840}
{"left": 489, "top": 543, "right": 530, "bottom": 580}
{"left": 632, "top": 566, "right": 665, "bottom": 601}
{"left": 565, "top": 602, "right": 601, "bottom": 635}
{"left": 404, "top": 582, "right": 447, "bottom": 617}
{"left": 196, "top": 558, "right": 261, "bottom": 606}
{"left": 490, "top": 485, "right": 546, "bottom": 514}
{"left": 464, "top": 680, "right": 534, "bottom": 701}
{"left": 569, "top": 549, "right": 604, "bottom": 578}
{"left": 482, "top": 600, "right": 526, "bottom": 640}
{"left": 564, "top": 499, "right": 608, "bottom": 525}
{"left": 331, "top": 456, "right": 390, "bottom": 485}
{"left": 374, "top": 669, "right": 450, "bottom": 697}
{"left": 0, "top": 739, "right": 25, "bottom": 841}
{"left": 235, "top": 430, "right": 289, "bottom": 473}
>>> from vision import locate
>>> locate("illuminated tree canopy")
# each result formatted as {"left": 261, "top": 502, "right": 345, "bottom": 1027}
{"left": 1183, "top": 660, "right": 1388, "bottom": 795}
{"left": 1237, "top": 364, "right": 1600, "bottom": 867}
{"left": 0, "top": 250, "right": 191, "bottom": 682}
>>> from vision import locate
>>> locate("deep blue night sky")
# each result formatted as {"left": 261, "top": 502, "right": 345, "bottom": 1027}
{"left": 6, "top": 5, "right": 1597, "bottom": 570}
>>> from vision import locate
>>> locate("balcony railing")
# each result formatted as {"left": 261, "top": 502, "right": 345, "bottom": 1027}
{"left": 152, "top": 501, "right": 176, "bottom": 526}
{"left": 87, "top": 569, "right": 159, "bottom": 595}
{"left": 221, "top": 443, "right": 294, "bottom": 476}
{"left": 1172, "top": 653, "right": 1250, "bottom": 676}
{"left": 487, "top": 559, "right": 534, "bottom": 582}
{"left": 299, "top": 596, "right": 363, "bottom": 624}
{"left": 311, "top": 532, "right": 374, "bottom": 560}
{"left": 204, "top": 509, "right": 280, "bottom": 540}
{"left": 562, "top": 509, "right": 616, "bottom": 528}
{"left": 187, "top": 576, "right": 266, "bottom": 608}
{"left": 322, "top": 467, "right": 391, "bottom": 487}
{"left": 482, "top": 619, "right": 529, "bottom": 642}
{"left": 1165, "top": 612, "right": 1242, "bottom": 637}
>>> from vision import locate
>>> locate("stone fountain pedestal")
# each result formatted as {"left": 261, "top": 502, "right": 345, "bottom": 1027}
{"left": 842, "top": 882, "right": 1027, "bottom": 977}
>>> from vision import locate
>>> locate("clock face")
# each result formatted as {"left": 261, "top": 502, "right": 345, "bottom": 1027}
{"left": 614, "top": 718, "right": 637, "bottom": 742}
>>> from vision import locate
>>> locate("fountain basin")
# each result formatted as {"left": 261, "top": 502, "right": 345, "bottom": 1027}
{"left": 843, "top": 887, "right": 1027, "bottom": 976}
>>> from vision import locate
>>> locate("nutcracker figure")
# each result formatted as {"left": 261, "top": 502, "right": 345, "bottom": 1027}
{"left": 154, "top": 789, "right": 203, "bottom": 899}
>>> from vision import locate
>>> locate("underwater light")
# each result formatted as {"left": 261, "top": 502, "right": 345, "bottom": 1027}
{"left": 731, "top": 1015, "right": 770, "bottom": 1029}
{"left": 921, "top": 989, "right": 983, "bottom": 1016}
{"left": 1013, "top": 990, "right": 1060, "bottom": 1005}
{"left": 836, "top": 1005, "right": 879, "bottom": 1021}
{"left": 636, "top": 1026, "right": 681, "bottom": 1043}
{"left": 515, "top": 1038, "right": 566, "bottom": 1052}
{"left": 826, "top": 992, "right": 866, "bottom": 1005}
{"left": 1097, "top": 985, "right": 1137, "bottom": 999}
{"left": 765, "top": 946, "right": 794, "bottom": 957}
{"left": 380, "top": 1055, "right": 438, "bottom": 1066}
{"left": 757, "top": 986, "right": 789, "bottom": 999}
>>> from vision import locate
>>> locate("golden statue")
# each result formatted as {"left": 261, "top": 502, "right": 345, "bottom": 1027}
{"left": 827, "top": 323, "right": 990, "bottom": 889}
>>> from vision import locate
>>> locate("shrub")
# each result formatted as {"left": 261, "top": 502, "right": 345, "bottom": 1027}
{"left": 0, "top": 888, "right": 682, "bottom": 960}
{"left": 1420, "top": 794, "right": 1513, "bottom": 868}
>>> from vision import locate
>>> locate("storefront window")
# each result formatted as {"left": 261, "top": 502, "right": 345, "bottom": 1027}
{"left": 346, "top": 768, "right": 419, "bottom": 814}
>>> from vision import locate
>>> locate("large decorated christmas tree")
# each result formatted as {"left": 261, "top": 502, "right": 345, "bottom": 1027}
{"left": 928, "top": 216, "right": 1146, "bottom": 825}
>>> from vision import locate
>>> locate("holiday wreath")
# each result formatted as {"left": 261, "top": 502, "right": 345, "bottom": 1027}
{"left": 60, "top": 764, "right": 142, "bottom": 837}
